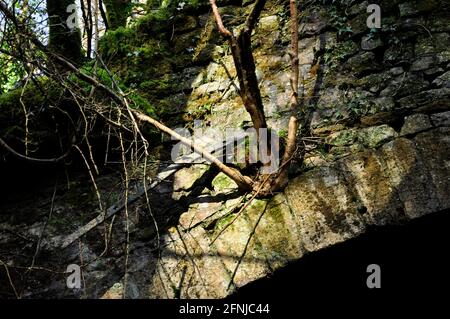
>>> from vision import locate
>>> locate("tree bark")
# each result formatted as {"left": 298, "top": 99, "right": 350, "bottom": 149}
{"left": 93, "top": 0, "right": 100, "bottom": 53}
{"left": 99, "top": 0, "right": 109, "bottom": 31}
{"left": 102, "top": 0, "right": 131, "bottom": 30}
{"left": 80, "top": 0, "right": 93, "bottom": 58}
{"left": 271, "top": 0, "right": 300, "bottom": 191}
{"left": 210, "top": 0, "right": 267, "bottom": 133}
{"left": 46, "top": 0, "right": 83, "bottom": 64}
{"left": 210, "top": 0, "right": 301, "bottom": 194}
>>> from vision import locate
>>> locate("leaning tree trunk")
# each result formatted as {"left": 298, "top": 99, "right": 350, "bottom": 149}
{"left": 210, "top": 0, "right": 267, "bottom": 133}
{"left": 210, "top": 0, "right": 301, "bottom": 195}
{"left": 103, "top": 0, "right": 131, "bottom": 30}
{"left": 270, "top": 0, "right": 300, "bottom": 191}
{"left": 0, "top": 0, "right": 301, "bottom": 197}
{"left": 46, "top": 0, "right": 83, "bottom": 64}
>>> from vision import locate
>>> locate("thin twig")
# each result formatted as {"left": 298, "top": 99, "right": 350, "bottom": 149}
{"left": 226, "top": 201, "right": 268, "bottom": 291}
{"left": 0, "top": 259, "right": 19, "bottom": 299}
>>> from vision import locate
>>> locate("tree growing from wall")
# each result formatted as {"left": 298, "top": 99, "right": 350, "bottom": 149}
{"left": 209, "top": 0, "right": 301, "bottom": 194}
{"left": 0, "top": 0, "right": 303, "bottom": 197}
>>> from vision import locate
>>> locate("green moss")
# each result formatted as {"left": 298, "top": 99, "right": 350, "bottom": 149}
{"left": 0, "top": 79, "right": 61, "bottom": 134}
{"left": 98, "top": 27, "right": 137, "bottom": 59}
{"left": 133, "top": 5, "right": 175, "bottom": 36}
{"left": 103, "top": 0, "right": 133, "bottom": 30}
{"left": 324, "top": 40, "right": 358, "bottom": 72}
{"left": 327, "top": 129, "right": 358, "bottom": 147}
{"left": 139, "top": 76, "right": 174, "bottom": 96}
{"left": 129, "top": 92, "right": 157, "bottom": 118}
{"left": 95, "top": 2, "right": 217, "bottom": 123}
{"left": 265, "top": 198, "right": 287, "bottom": 225}
{"left": 358, "top": 125, "right": 397, "bottom": 148}
{"left": 214, "top": 213, "right": 237, "bottom": 232}
{"left": 212, "top": 173, "right": 238, "bottom": 192}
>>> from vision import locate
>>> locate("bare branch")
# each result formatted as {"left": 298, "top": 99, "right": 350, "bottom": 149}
{"left": 0, "top": 1, "right": 253, "bottom": 191}
{"left": 245, "top": 0, "right": 267, "bottom": 34}
{"left": 131, "top": 110, "right": 253, "bottom": 190}
{"left": 209, "top": 0, "right": 232, "bottom": 37}
{"left": 272, "top": 0, "right": 300, "bottom": 190}
{"left": 0, "top": 137, "right": 70, "bottom": 163}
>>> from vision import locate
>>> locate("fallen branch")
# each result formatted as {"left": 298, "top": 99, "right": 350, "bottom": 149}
{"left": 0, "top": 259, "right": 19, "bottom": 299}
{"left": 131, "top": 110, "right": 253, "bottom": 191}
{"left": 53, "top": 162, "right": 183, "bottom": 249}
{"left": 52, "top": 134, "right": 248, "bottom": 249}
{"left": 0, "top": 137, "right": 70, "bottom": 163}
{"left": 0, "top": 1, "right": 253, "bottom": 191}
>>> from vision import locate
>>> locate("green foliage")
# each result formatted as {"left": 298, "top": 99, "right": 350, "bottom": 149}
{"left": 0, "top": 60, "right": 24, "bottom": 94}
{"left": 67, "top": 64, "right": 125, "bottom": 96}
{"left": 128, "top": 92, "right": 157, "bottom": 118}
{"left": 95, "top": 67, "right": 123, "bottom": 89}
{"left": 328, "top": 6, "right": 353, "bottom": 36}
{"left": 98, "top": 26, "right": 137, "bottom": 59}
{"left": 278, "top": 129, "right": 288, "bottom": 139}
{"left": 0, "top": 40, "right": 26, "bottom": 94}
{"left": 323, "top": 40, "right": 358, "bottom": 71}
{"left": 68, "top": 62, "right": 158, "bottom": 117}
{"left": 345, "top": 92, "right": 370, "bottom": 117}
{"left": 0, "top": 78, "right": 59, "bottom": 111}
{"left": 103, "top": 0, "right": 134, "bottom": 30}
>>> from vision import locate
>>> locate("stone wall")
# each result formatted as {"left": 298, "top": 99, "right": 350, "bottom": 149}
{"left": 100, "top": 0, "right": 450, "bottom": 298}
{"left": 3, "top": 0, "right": 447, "bottom": 299}
{"left": 127, "top": 0, "right": 449, "bottom": 166}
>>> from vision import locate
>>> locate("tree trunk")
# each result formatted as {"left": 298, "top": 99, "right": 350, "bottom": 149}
{"left": 210, "top": 0, "right": 267, "bottom": 133}
{"left": 210, "top": 0, "right": 301, "bottom": 195}
{"left": 93, "top": 0, "right": 100, "bottom": 53}
{"left": 102, "top": 0, "right": 131, "bottom": 30}
{"left": 80, "top": 0, "right": 93, "bottom": 58}
{"left": 270, "top": 0, "right": 300, "bottom": 191}
{"left": 46, "top": 0, "right": 83, "bottom": 64}
{"left": 99, "top": 0, "right": 109, "bottom": 31}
